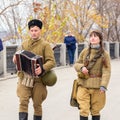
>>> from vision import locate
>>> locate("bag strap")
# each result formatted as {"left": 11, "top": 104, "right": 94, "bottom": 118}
{"left": 84, "top": 48, "right": 104, "bottom": 70}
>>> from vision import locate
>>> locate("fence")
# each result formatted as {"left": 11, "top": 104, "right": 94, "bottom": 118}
{"left": 0, "top": 42, "right": 120, "bottom": 75}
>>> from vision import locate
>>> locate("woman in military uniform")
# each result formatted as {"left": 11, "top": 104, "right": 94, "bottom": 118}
{"left": 13, "top": 19, "right": 56, "bottom": 120}
{"left": 74, "top": 30, "right": 111, "bottom": 120}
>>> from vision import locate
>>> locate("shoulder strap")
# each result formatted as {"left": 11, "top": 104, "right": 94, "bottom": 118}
{"left": 86, "top": 48, "right": 104, "bottom": 70}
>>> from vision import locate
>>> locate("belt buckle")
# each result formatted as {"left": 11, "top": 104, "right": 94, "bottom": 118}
{"left": 93, "top": 75, "right": 96, "bottom": 78}
{"left": 90, "top": 74, "right": 96, "bottom": 78}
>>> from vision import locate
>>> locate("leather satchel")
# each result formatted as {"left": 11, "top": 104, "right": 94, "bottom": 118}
{"left": 70, "top": 79, "right": 79, "bottom": 109}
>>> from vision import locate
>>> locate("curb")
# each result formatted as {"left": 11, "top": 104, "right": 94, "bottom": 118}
{"left": 0, "top": 74, "right": 17, "bottom": 81}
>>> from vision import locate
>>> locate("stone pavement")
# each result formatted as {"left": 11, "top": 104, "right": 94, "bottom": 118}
{"left": 0, "top": 59, "right": 120, "bottom": 120}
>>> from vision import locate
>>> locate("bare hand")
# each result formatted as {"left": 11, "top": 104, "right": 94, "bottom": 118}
{"left": 82, "top": 67, "right": 89, "bottom": 75}
{"left": 13, "top": 55, "right": 17, "bottom": 64}
{"left": 100, "top": 90, "right": 105, "bottom": 94}
{"left": 35, "top": 64, "right": 42, "bottom": 75}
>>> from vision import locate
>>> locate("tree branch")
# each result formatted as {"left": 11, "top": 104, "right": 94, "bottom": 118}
{"left": 0, "top": 0, "right": 24, "bottom": 15}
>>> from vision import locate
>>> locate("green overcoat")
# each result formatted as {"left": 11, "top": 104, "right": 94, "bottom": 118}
{"left": 74, "top": 48, "right": 111, "bottom": 89}
{"left": 17, "top": 38, "right": 56, "bottom": 80}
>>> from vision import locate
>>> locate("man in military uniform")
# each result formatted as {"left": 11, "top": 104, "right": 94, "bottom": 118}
{"left": 74, "top": 30, "right": 111, "bottom": 120}
{"left": 13, "top": 19, "right": 56, "bottom": 120}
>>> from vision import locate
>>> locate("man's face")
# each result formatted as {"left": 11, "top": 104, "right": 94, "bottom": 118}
{"left": 29, "top": 26, "right": 41, "bottom": 40}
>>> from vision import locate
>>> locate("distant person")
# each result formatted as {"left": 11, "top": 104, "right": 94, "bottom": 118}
{"left": 64, "top": 31, "right": 77, "bottom": 65}
{"left": 0, "top": 38, "right": 3, "bottom": 51}
{"left": 74, "top": 30, "right": 111, "bottom": 120}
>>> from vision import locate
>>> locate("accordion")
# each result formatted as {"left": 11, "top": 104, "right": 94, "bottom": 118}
{"left": 15, "top": 50, "right": 43, "bottom": 77}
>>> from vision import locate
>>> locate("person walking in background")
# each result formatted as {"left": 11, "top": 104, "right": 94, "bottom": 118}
{"left": 0, "top": 38, "right": 3, "bottom": 51}
{"left": 64, "top": 31, "right": 77, "bottom": 66}
{"left": 74, "top": 30, "right": 111, "bottom": 120}
{"left": 13, "top": 19, "right": 56, "bottom": 120}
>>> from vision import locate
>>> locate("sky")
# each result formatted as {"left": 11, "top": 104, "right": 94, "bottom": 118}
{"left": 0, "top": 0, "right": 47, "bottom": 31}
{"left": 0, "top": 0, "right": 33, "bottom": 31}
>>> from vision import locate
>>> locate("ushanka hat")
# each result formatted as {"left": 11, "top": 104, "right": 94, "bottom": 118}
{"left": 89, "top": 29, "right": 104, "bottom": 48}
{"left": 90, "top": 29, "right": 103, "bottom": 41}
{"left": 28, "top": 19, "right": 43, "bottom": 29}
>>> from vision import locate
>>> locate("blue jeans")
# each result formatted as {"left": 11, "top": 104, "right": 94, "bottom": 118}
{"left": 67, "top": 48, "right": 76, "bottom": 64}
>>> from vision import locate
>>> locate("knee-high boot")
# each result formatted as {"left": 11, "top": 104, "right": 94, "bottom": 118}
{"left": 92, "top": 115, "right": 100, "bottom": 120}
{"left": 80, "top": 115, "right": 88, "bottom": 120}
{"left": 34, "top": 115, "right": 42, "bottom": 120}
{"left": 19, "top": 112, "right": 28, "bottom": 120}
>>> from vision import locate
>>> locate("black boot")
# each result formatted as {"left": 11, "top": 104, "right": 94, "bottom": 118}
{"left": 80, "top": 115, "right": 88, "bottom": 120}
{"left": 19, "top": 112, "right": 28, "bottom": 120}
{"left": 34, "top": 115, "right": 42, "bottom": 120}
{"left": 92, "top": 115, "right": 100, "bottom": 120}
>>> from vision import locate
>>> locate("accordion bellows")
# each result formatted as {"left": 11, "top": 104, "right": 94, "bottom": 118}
{"left": 15, "top": 50, "right": 43, "bottom": 77}
{"left": 15, "top": 50, "right": 57, "bottom": 86}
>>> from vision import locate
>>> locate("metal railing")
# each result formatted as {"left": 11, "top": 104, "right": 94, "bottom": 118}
{"left": 0, "top": 42, "right": 120, "bottom": 75}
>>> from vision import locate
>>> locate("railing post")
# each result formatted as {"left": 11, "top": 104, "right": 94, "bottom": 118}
{"left": 104, "top": 41, "right": 110, "bottom": 53}
{"left": 115, "top": 42, "right": 119, "bottom": 59}
{"left": 3, "top": 46, "right": 7, "bottom": 75}
{"left": 60, "top": 43, "right": 66, "bottom": 66}
{"left": 74, "top": 43, "right": 78, "bottom": 61}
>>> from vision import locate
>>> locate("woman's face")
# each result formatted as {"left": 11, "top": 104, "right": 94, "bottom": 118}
{"left": 89, "top": 33, "right": 100, "bottom": 45}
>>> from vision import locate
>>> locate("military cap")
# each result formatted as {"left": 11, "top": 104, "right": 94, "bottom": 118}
{"left": 90, "top": 29, "right": 103, "bottom": 41}
{"left": 28, "top": 19, "right": 43, "bottom": 29}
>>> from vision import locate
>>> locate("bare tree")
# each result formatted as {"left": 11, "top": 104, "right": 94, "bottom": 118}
{"left": 0, "top": 0, "right": 23, "bottom": 15}
{"left": 95, "top": 0, "right": 120, "bottom": 42}
{"left": 0, "top": 0, "right": 32, "bottom": 42}
{"left": 1, "top": 0, "right": 120, "bottom": 43}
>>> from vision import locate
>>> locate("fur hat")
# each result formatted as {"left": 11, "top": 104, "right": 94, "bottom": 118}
{"left": 90, "top": 29, "right": 103, "bottom": 41}
{"left": 28, "top": 19, "right": 43, "bottom": 29}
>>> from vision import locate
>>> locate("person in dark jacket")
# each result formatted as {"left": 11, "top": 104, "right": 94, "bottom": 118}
{"left": 64, "top": 31, "right": 77, "bottom": 65}
{"left": 0, "top": 38, "right": 3, "bottom": 51}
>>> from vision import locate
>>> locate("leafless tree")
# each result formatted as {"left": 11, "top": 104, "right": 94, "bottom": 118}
{"left": 0, "top": 0, "right": 32, "bottom": 42}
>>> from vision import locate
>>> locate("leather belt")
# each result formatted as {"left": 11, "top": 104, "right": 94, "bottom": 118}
{"left": 89, "top": 74, "right": 102, "bottom": 78}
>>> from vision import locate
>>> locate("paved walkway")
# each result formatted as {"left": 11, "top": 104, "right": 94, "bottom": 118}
{"left": 0, "top": 59, "right": 120, "bottom": 120}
